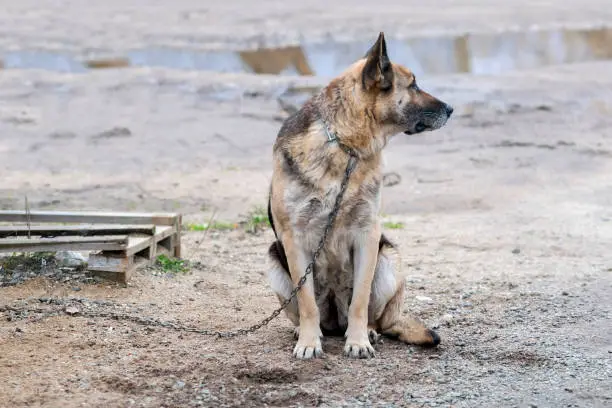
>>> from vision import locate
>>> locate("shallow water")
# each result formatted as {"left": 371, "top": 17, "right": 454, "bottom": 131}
{"left": 2, "top": 26, "right": 612, "bottom": 76}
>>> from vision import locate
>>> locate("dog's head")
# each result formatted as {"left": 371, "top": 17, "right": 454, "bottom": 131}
{"left": 349, "top": 32, "right": 453, "bottom": 137}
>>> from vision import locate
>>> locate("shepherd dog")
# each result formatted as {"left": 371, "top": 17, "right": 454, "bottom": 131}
{"left": 267, "top": 32, "right": 453, "bottom": 359}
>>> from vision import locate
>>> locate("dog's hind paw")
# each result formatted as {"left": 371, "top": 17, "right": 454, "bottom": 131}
{"left": 368, "top": 327, "right": 382, "bottom": 345}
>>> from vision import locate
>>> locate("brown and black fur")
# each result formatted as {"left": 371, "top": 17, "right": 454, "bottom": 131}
{"left": 267, "top": 32, "right": 453, "bottom": 359}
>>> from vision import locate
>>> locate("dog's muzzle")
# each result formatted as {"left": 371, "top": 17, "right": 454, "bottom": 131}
{"left": 404, "top": 103, "right": 453, "bottom": 135}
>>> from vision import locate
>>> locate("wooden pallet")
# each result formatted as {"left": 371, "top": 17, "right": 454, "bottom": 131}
{"left": 0, "top": 211, "right": 182, "bottom": 283}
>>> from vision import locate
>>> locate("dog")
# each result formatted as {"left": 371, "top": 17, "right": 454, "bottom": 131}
{"left": 267, "top": 32, "right": 453, "bottom": 359}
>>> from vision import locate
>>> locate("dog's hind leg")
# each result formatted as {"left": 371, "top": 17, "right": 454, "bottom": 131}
{"left": 369, "top": 235, "right": 440, "bottom": 347}
{"left": 376, "top": 279, "right": 440, "bottom": 346}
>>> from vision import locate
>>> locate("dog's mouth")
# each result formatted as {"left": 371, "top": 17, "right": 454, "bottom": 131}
{"left": 404, "top": 122, "right": 429, "bottom": 135}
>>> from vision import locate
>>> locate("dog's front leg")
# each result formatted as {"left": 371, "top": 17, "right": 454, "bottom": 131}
{"left": 345, "top": 226, "right": 380, "bottom": 358}
{"left": 283, "top": 236, "right": 323, "bottom": 359}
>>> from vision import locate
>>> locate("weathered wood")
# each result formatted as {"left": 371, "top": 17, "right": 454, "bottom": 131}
{"left": 0, "top": 224, "right": 156, "bottom": 238}
{"left": 0, "top": 211, "right": 179, "bottom": 226}
{"left": 125, "top": 236, "right": 154, "bottom": 257}
{"left": 89, "top": 256, "right": 147, "bottom": 283}
{"left": 152, "top": 225, "right": 175, "bottom": 243}
{"left": 88, "top": 251, "right": 132, "bottom": 273}
{"left": 90, "top": 269, "right": 128, "bottom": 284}
{"left": 0, "top": 235, "right": 128, "bottom": 253}
{"left": 173, "top": 214, "right": 182, "bottom": 257}
{"left": 89, "top": 253, "right": 149, "bottom": 283}
{"left": 0, "top": 210, "right": 182, "bottom": 283}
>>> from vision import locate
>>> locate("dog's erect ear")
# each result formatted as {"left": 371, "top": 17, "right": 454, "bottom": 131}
{"left": 362, "top": 32, "right": 393, "bottom": 91}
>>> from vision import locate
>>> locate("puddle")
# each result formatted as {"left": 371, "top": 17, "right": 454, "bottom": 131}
{"left": 1, "top": 26, "right": 612, "bottom": 76}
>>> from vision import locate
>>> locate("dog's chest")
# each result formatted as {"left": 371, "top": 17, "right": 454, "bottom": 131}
{"left": 290, "top": 183, "right": 377, "bottom": 243}
{"left": 290, "top": 184, "right": 378, "bottom": 288}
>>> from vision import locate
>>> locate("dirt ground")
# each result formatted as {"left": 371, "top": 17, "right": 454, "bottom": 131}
{"left": 1, "top": 1, "right": 612, "bottom": 407}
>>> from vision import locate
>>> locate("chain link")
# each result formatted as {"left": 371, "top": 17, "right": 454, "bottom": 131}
{"left": 1, "top": 153, "right": 357, "bottom": 338}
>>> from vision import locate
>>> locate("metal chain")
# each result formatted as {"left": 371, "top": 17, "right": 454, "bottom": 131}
{"left": 1, "top": 153, "right": 358, "bottom": 338}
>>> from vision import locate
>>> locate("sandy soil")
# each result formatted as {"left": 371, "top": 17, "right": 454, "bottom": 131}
{"left": 1, "top": 1, "right": 612, "bottom": 407}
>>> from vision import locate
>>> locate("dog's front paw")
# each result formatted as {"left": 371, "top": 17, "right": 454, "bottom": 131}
{"left": 344, "top": 337, "right": 375, "bottom": 359}
{"left": 293, "top": 337, "right": 324, "bottom": 360}
{"left": 293, "top": 325, "right": 323, "bottom": 359}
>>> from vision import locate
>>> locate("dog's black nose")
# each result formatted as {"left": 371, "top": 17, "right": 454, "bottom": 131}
{"left": 445, "top": 104, "right": 454, "bottom": 117}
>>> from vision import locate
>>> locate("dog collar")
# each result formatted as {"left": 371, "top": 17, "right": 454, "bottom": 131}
{"left": 322, "top": 121, "right": 358, "bottom": 158}
{"left": 323, "top": 122, "right": 338, "bottom": 143}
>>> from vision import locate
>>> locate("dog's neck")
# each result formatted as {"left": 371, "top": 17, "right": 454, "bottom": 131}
{"left": 314, "top": 90, "right": 388, "bottom": 160}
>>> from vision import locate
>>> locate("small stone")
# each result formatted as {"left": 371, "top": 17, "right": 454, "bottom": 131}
{"left": 90, "top": 126, "right": 132, "bottom": 142}
{"left": 173, "top": 380, "right": 185, "bottom": 390}
{"left": 512, "top": 248, "right": 521, "bottom": 254}
{"left": 441, "top": 314, "right": 454, "bottom": 326}
{"left": 562, "top": 291, "right": 569, "bottom": 296}
{"left": 382, "top": 172, "right": 402, "bottom": 187}
{"left": 72, "top": 287, "right": 81, "bottom": 292}
{"left": 55, "top": 251, "right": 87, "bottom": 267}
{"left": 415, "top": 296, "right": 433, "bottom": 304}
{"left": 65, "top": 306, "right": 80, "bottom": 315}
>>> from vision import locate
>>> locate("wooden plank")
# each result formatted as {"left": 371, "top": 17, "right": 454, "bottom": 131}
{"left": 174, "top": 214, "right": 182, "bottom": 258}
{"left": 89, "top": 254, "right": 148, "bottom": 283}
{"left": 0, "top": 211, "right": 179, "bottom": 226}
{"left": 153, "top": 225, "right": 174, "bottom": 242}
{"left": 0, "top": 224, "right": 156, "bottom": 238}
{"left": 125, "top": 236, "right": 154, "bottom": 257}
{"left": 90, "top": 269, "right": 128, "bottom": 284}
{"left": 0, "top": 235, "right": 128, "bottom": 253}
{"left": 88, "top": 252, "right": 132, "bottom": 273}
